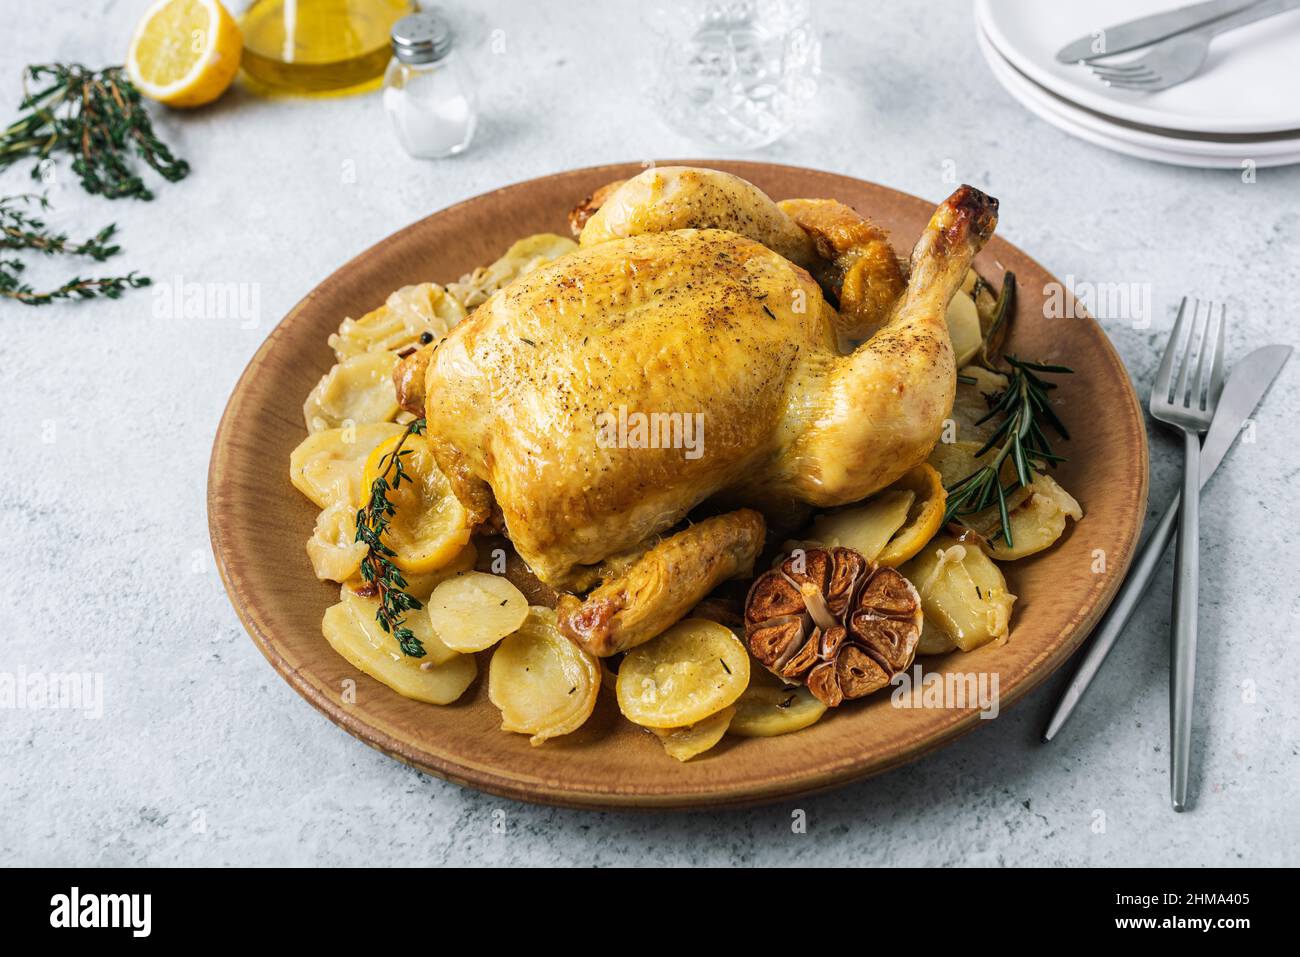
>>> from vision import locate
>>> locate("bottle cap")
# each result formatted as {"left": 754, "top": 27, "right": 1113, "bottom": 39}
{"left": 391, "top": 11, "right": 455, "bottom": 65}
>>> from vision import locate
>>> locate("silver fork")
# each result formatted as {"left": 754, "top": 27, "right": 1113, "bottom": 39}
{"left": 1088, "top": 0, "right": 1300, "bottom": 91}
{"left": 1150, "top": 298, "right": 1226, "bottom": 811}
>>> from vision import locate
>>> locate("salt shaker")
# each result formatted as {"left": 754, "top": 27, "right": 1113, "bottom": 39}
{"left": 383, "top": 11, "right": 477, "bottom": 158}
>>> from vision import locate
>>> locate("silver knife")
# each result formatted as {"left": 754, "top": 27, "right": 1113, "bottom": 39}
{"left": 1042, "top": 344, "right": 1292, "bottom": 742}
{"left": 1055, "top": 0, "right": 1261, "bottom": 63}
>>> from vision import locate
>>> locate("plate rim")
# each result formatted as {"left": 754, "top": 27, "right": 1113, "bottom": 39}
{"left": 207, "top": 160, "right": 1150, "bottom": 810}
{"left": 976, "top": 0, "right": 1300, "bottom": 136}
{"left": 976, "top": 25, "right": 1300, "bottom": 169}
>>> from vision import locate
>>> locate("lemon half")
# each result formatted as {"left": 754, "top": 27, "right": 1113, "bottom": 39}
{"left": 127, "top": 0, "right": 242, "bottom": 108}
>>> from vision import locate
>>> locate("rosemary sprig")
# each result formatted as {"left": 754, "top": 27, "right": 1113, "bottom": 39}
{"left": 942, "top": 355, "right": 1072, "bottom": 546}
{"left": 355, "top": 418, "right": 428, "bottom": 658}
{"left": 1, "top": 64, "right": 190, "bottom": 200}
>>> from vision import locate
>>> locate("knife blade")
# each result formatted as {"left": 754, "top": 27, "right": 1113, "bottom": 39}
{"left": 1054, "top": 0, "right": 1261, "bottom": 63}
{"left": 1042, "top": 344, "right": 1292, "bottom": 742}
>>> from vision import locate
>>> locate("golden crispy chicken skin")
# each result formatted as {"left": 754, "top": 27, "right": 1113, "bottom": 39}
{"left": 556, "top": 509, "right": 765, "bottom": 657}
{"left": 778, "top": 197, "right": 907, "bottom": 341}
{"left": 578, "top": 165, "right": 817, "bottom": 269}
{"left": 423, "top": 172, "right": 997, "bottom": 613}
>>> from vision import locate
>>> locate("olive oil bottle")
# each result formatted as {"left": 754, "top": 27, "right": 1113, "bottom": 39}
{"left": 240, "top": 0, "right": 415, "bottom": 95}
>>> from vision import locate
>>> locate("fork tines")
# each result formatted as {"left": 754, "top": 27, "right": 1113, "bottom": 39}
{"left": 1153, "top": 298, "right": 1227, "bottom": 420}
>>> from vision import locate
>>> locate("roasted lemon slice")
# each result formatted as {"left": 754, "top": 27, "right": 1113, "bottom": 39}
{"left": 427, "top": 571, "right": 529, "bottom": 653}
{"left": 652, "top": 706, "right": 736, "bottom": 761}
{"left": 321, "top": 602, "right": 476, "bottom": 705}
{"left": 343, "top": 543, "right": 477, "bottom": 603}
{"left": 126, "top": 0, "right": 242, "bottom": 108}
{"left": 360, "top": 432, "right": 472, "bottom": 573}
{"left": 290, "top": 421, "right": 405, "bottom": 510}
{"left": 488, "top": 607, "right": 601, "bottom": 745}
{"left": 616, "top": 619, "right": 750, "bottom": 729}
{"left": 303, "top": 352, "right": 400, "bottom": 433}
{"left": 875, "top": 464, "right": 947, "bottom": 567}
{"left": 728, "top": 666, "right": 827, "bottom": 737}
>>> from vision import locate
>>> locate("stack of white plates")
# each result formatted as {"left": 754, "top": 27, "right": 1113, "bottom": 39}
{"left": 976, "top": 0, "right": 1300, "bottom": 168}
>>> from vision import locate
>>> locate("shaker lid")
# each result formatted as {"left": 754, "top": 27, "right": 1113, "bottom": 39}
{"left": 391, "top": 10, "right": 455, "bottom": 64}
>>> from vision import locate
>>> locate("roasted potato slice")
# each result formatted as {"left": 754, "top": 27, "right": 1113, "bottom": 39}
{"left": 321, "top": 602, "right": 476, "bottom": 704}
{"left": 616, "top": 619, "right": 750, "bottom": 729}
{"left": 807, "top": 489, "right": 914, "bottom": 561}
{"left": 446, "top": 233, "right": 579, "bottom": 309}
{"left": 946, "top": 290, "right": 982, "bottom": 368}
{"left": 982, "top": 473, "right": 1082, "bottom": 561}
{"left": 652, "top": 706, "right": 736, "bottom": 761}
{"left": 488, "top": 607, "right": 601, "bottom": 745}
{"left": 290, "top": 421, "right": 405, "bottom": 510}
{"left": 950, "top": 366, "right": 1009, "bottom": 444}
{"left": 303, "top": 351, "right": 400, "bottom": 433}
{"left": 329, "top": 282, "right": 466, "bottom": 360}
{"left": 902, "top": 536, "right": 1016, "bottom": 652}
{"left": 427, "top": 571, "right": 530, "bottom": 653}
{"left": 340, "top": 588, "right": 460, "bottom": 667}
{"left": 728, "top": 666, "right": 827, "bottom": 737}
{"left": 927, "top": 440, "right": 1032, "bottom": 537}
{"left": 916, "top": 618, "right": 958, "bottom": 656}
{"left": 360, "top": 432, "right": 472, "bottom": 573}
{"left": 306, "top": 501, "right": 368, "bottom": 583}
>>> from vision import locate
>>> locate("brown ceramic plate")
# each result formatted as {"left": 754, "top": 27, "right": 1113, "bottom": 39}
{"left": 208, "top": 161, "right": 1148, "bottom": 809}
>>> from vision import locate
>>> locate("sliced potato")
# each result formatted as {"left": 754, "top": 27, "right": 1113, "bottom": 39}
{"left": 360, "top": 432, "right": 472, "bottom": 573}
{"left": 808, "top": 489, "right": 914, "bottom": 561}
{"left": 303, "top": 351, "right": 400, "bottom": 433}
{"left": 916, "top": 618, "right": 958, "bottom": 656}
{"left": 306, "top": 501, "right": 368, "bottom": 582}
{"left": 728, "top": 666, "right": 827, "bottom": 737}
{"left": 946, "top": 291, "right": 983, "bottom": 367}
{"left": 290, "top": 421, "right": 405, "bottom": 509}
{"left": 652, "top": 706, "right": 736, "bottom": 762}
{"left": 488, "top": 607, "right": 601, "bottom": 745}
{"left": 983, "top": 473, "right": 1082, "bottom": 561}
{"left": 321, "top": 602, "right": 476, "bottom": 704}
{"left": 616, "top": 619, "right": 750, "bottom": 729}
{"left": 950, "top": 366, "right": 1008, "bottom": 443}
{"left": 927, "top": 440, "right": 1032, "bottom": 537}
{"left": 875, "top": 463, "right": 947, "bottom": 567}
{"left": 447, "top": 233, "right": 579, "bottom": 308}
{"left": 329, "top": 283, "right": 466, "bottom": 360}
{"left": 427, "top": 571, "right": 529, "bottom": 653}
{"left": 901, "top": 536, "right": 1016, "bottom": 652}
{"left": 341, "top": 588, "right": 459, "bottom": 667}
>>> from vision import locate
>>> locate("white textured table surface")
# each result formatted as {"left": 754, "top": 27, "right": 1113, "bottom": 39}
{"left": 3, "top": 0, "right": 1298, "bottom": 867}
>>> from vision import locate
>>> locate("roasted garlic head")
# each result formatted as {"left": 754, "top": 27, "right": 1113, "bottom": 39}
{"left": 744, "top": 546, "right": 922, "bottom": 707}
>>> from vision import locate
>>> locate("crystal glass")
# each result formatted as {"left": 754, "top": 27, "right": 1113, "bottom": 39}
{"left": 648, "top": 0, "right": 821, "bottom": 150}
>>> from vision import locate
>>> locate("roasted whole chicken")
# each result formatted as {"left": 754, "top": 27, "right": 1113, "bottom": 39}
{"left": 408, "top": 167, "right": 999, "bottom": 657}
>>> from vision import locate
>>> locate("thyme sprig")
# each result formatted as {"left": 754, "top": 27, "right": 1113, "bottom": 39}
{"left": 1, "top": 194, "right": 120, "bottom": 259}
{"left": 355, "top": 418, "right": 428, "bottom": 658}
{"left": 942, "top": 355, "right": 1072, "bottom": 546}
{"left": 0, "top": 194, "right": 149, "bottom": 306}
{"left": 1, "top": 64, "right": 190, "bottom": 200}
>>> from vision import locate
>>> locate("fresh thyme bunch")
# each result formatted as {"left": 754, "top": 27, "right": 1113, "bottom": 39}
{"left": 1, "top": 64, "right": 190, "bottom": 200}
{"left": 355, "top": 419, "right": 429, "bottom": 658}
